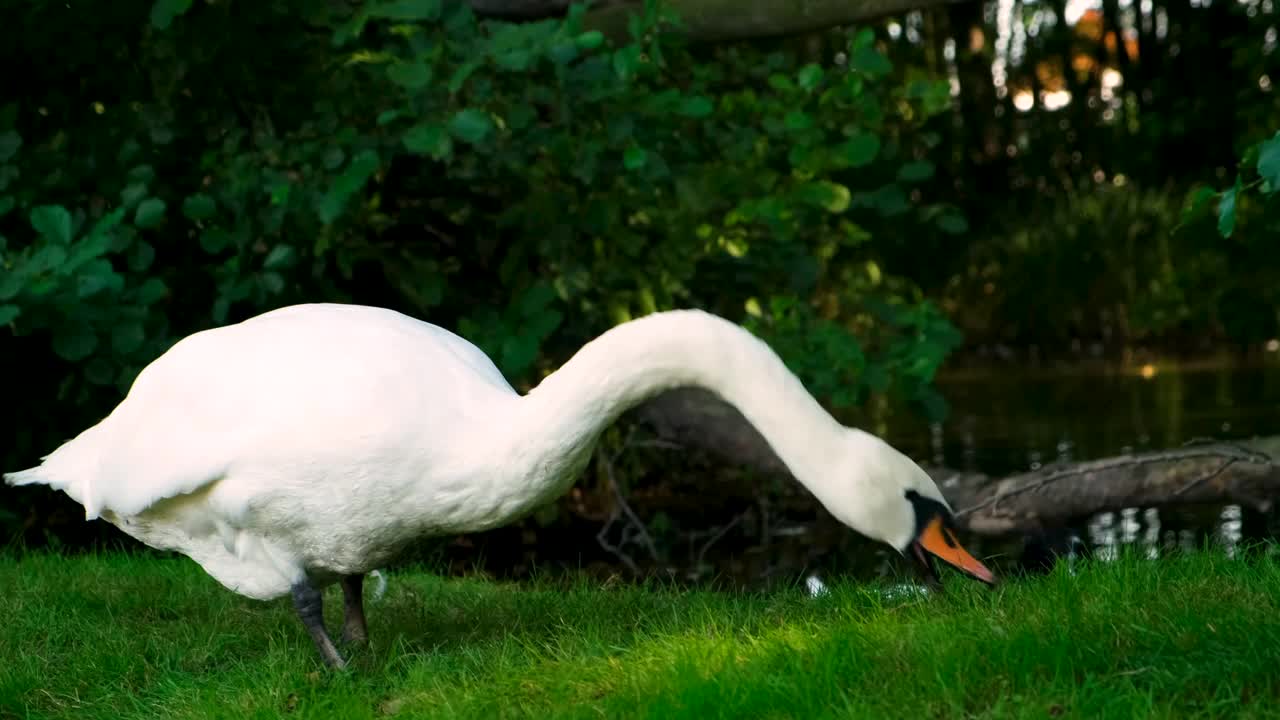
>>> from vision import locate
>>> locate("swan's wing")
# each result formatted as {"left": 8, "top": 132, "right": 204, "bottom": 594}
{"left": 7, "top": 303, "right": 516, "bottom": 520}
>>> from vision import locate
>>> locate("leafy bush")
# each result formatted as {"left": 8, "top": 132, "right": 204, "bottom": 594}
{"left": 0, "top": 0, "right": 963, "bottom": 543}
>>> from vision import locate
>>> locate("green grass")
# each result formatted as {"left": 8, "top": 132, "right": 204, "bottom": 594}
{"left": 2, "top": 549, "right": 1279, "bottom": 719}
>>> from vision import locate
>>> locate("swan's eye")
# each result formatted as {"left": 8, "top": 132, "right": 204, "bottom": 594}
{"left": 903, "top": 488, "right": 952, "bottom": 539}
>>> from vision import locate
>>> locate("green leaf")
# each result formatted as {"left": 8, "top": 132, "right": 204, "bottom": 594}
{"left": 797, "top": 64, "right": 824, "bottom": 91}
{"left": 403, "top": 123, "right": 453, "bottom": 160}
{"left": 134, "top": 198, "right": 167, "bottom": 229}
{"left": 842, "top": 134, "right": 880, "bottom": 167}
{"left": 1217, "top": 182, "right": 1239, "bottom": 238}
{"left": 851, "top": 46, "right": 893, "bottom": 77}
{"left": 494, "top": 49, "right": 533, "bottom": 72}
{"left": 200, "top": 229, "right": 231, "bottom": 254}
{"left": 182, "top": 193, "right": 216, "bottom": 221}
{"left": 447, "top": 109, "right": 494, "bottom": 145}
{"left": 612, "top": 46, "right": 641, "bottom": 80}
{"left": 857, "top": 184, "right": 909, "bottom": 216}
{"left": 0, "top": 304, "right": 18, "bottom": 325}
{"left": 547, "top": 40, "right": 579, "bottom": 66}
{"left": 128, "top": 241, "right": 156, "bottom": 272}
{"left": 796, "top": 181, "right": 852, "bottom": 213}
{"left": 851, "top": 27, "right": 876, "bottom": 51}
{"left": 387, "top": 61, "right": 432, "bottom": 89}
{"left": 260, "top": 271, "right": 285, "bottom": 294}
{"left": 212, "top": 295, "right": 231, "bottom": 323}
{"left": 30, "top": 205, "right": 73, "bottom": 245}
{"left": 624, "top": 146, "right": 647, "bottom": 171}
{"left": 936, "top": 211, "right": 969, "bottom": 234}
{"left": 136, "top": 278, "right": 167, "bottom": 305}
{"left": 0, "top": 130, "right": 20, "bottom": 163}
{"left": 1255, "top": 131, "right": 1280, "bottom": 191}
{"left": 767, "top": 74, "right": 795, "bottom": 92}
{"left": 1179, "top": 186, "right": 1216, "bottom": 229}
{"left": 75, "top": 259, "right": 122, "bottom": 298}
{"left": 784, "top": 111, "right": 813, "bottom": 131}
{"left": 111, "top": 321, "right": 146, "bottom": 354}
{"left": 128, "top": 164, "right": 155, "bottom": 185}
{"left": 52, "top": 322, "right": 98, "bottom": 362}
{"left": 318, "top": 150, "right": 379, "bottom": 224}
{"left": 270, "top": 182, "right": 291, "bottom": 208}
{"left": 368, "top": 0, "right": 441, "bottom": 20}
{"left": 678, "top": 96, "right": 714, "bottom": 118}
{"left": 788, "top": 145, "right": 819, "bottom": 172}
{"left": 575, "top": 30, "right": 605, "bottom": 50}
{"left": 448, "top": 61, "right": 481, "bottom": 93}
{"left": 150, "top": 0, "right": 193, "bottom": 30}
{"left": 121, "top": 183, "right": 148, "bottom": 208}
{"left": 897, "top": 160, "right": 936, "bottom": 183}
{"left": 263, "top": 244, "right": 296, "bottom": 270}
{"left": 0, "top": 196, "right": 12, "bottom": 217}
{"left": 64, "top": 220, "right": 117, "bottom": 273}
{"left": 0, "top": 270, "right": 19, "bottom": 301}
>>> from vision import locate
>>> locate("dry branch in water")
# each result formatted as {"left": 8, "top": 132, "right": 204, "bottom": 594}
{"left": 633, "top": 388, "right": 1280, "bottom": 537}
{"left": 934, "top": 442, "right": 1278, "bottom": 534}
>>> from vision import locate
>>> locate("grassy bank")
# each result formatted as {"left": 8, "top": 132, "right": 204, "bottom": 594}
{"left": 1, "top": 549, "right": 1278, "bottom": 719}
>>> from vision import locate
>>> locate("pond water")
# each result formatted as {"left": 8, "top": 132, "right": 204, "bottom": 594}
{"left": 885, "top": 355, "right": 1280, "bottom": 478}
{"left": 870, "top": 355, "right": 1280, "bottom": 575}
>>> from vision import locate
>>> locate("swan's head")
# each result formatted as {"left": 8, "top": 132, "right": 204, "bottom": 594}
{"left": 822, "top": 428, "right": 996, "bottom": 587}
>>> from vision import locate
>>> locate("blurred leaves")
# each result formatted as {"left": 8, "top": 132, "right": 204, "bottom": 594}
{"left": 1255, "top": 132, "right": 1280, "bottom": 189}
{"left": 1182, "top": 130, "right": 1280, "bottom": 241}
{"left": 0, "top": 0, "right": 969, "bottom": 520}
{"left": 30, "top": 206, "right": 72, "bottom": 245}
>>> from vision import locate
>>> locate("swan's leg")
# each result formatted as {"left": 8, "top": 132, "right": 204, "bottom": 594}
{"left": 340, "top": 574, "right": 368, "bottom": 645}
{"left": 291, "top": 581, "right": 347, "bottom": 669}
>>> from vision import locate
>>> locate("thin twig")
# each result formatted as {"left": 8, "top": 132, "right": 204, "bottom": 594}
{"left": 595, "top": 505, "right": 639, "bottom": 574}
{"left": 693, "top": 511, "right": 747, "bottom": 572}
{"left": 593, "top": 428, "right": 660, "bottom": 573}
{"left": 1171, "top": 458, "right": 1238, "bottom": 497}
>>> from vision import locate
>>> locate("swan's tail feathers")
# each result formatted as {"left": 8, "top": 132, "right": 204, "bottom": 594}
{"left": 3, "top": 467, "right": 49, "bottom": 487}
{"left": 4, "top": 453, "right": 100, "bottom": 520}
{"left": 3, "top": 422, "right": 112, "bottom": 519}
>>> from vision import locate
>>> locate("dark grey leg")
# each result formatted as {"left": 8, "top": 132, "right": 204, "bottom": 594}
{"left": 291, "top": 581, "right": 346, "bottom": 669}
{"left": 340, "top": 574, "right": 368, "bottom": 645}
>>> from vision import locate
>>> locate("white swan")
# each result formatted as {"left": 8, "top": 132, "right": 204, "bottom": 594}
{"left": 6, "top": 303, "right": 994, "bottom": 667}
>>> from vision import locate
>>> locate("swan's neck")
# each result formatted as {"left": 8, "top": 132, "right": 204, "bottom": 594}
{"left": 497, "top": 310, "right": 845, "bottom": 508}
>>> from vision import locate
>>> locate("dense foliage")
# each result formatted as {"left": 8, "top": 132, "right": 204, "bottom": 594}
{"left": 1, "top": 0, "right": 964, "bottom": 544}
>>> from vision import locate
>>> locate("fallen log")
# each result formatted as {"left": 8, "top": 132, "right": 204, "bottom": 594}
{"left": 633, "top": 388, "right": 1280, "bottom": 536}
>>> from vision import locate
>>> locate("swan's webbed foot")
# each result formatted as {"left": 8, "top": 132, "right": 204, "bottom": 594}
{"left": 340, "top": 574, "right": 369, "bottom": 646}
{"left": 291, "top": 581, "right": 347, "bottom": 669}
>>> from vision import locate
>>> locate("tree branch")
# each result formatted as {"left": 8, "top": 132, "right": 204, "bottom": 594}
{"left": 632, "top": 387, "right": 1280, "bottom": 537}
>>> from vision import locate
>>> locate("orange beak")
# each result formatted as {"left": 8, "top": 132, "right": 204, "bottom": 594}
{"left": 914, "top": 516, "right": 997, "bottom": 585}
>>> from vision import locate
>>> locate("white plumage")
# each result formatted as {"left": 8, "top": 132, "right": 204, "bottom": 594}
{"left": 6, "top": 303, "right": 994, "bottom": 668}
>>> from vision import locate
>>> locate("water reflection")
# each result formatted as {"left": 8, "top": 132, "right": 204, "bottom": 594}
{"left": 889, "top": 360, "right": 1280, "bottom": 476}
{"left": 1085, "top": 502, "right": 1249, "bottom": 564}
{"left": 881, "top": 359, "right": 1280, "bottom": 565}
